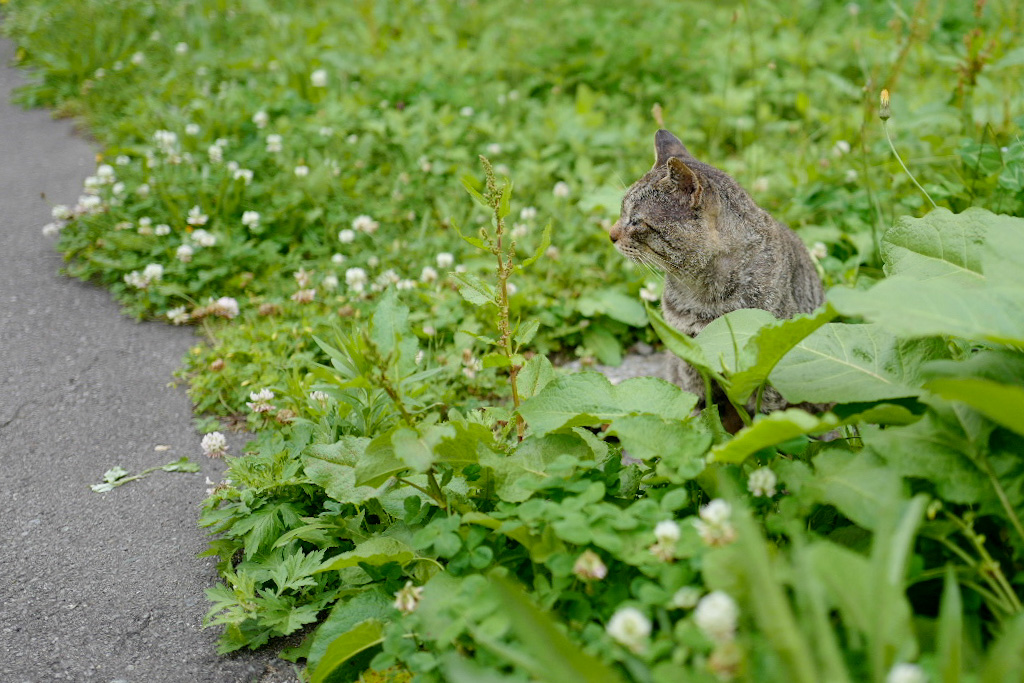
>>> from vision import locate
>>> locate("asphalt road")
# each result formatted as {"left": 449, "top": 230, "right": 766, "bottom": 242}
{"left": 0, "top": 38, "right": 292, "bottom": 682}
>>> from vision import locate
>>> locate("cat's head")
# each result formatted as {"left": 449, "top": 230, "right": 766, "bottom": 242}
{"left": 610, "top": 129, "right": 731, "bottom": 275}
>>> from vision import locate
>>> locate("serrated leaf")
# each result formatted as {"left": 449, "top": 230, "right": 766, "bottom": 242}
{"left": 880, "top": 207, "right": 987, "bottom": 283}
{"left": 607, "top": 414, "right": 709, "bottom": 479}
{"left": 517, "top": 355, "right": 556, "bottom": 399}
{"left": 307, "top": 586, "right": 395, "bottom": 674}
{"left": 461, "top": 174, "right": 489, "bottom": 208}
{"left": 514, "top": 319, "right": 540, "bottom": 347}
{"left": 482, "top": 352, "right": 512, "bottom": 368}
{"left": 710, "top": 410, "right": 840, "bottom": 464}
{"left": 451, "top": 272, "right": 496, "bottom": 307}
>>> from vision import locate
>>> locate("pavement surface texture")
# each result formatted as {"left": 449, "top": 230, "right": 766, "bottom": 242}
{"left": 0, "top": 37, "right": 295, "bottom": 683}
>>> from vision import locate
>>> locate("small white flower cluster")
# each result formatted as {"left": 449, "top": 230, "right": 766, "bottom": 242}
{"left": 694, "top": 591, "right": 739, "bottom": 643}
{"left": 203, "top": 296, "right": 239, "bottom": 319}
{"left": 886, "top": 663, "right": 927, "bottom": 683}
{"left": 393, "top": 581, "right": 423, "bottom": 614}
{"left": 253, "top": 110, "right": 269, "bottom": 129}
{"left": 693, "top": 499, "right": 737, "bottom": 547}
{"left": 309, "top": 390, "right": 330, "bottom": 405}
{"left": 640, "top": 282, "right": 659, "bottom": 302}
{"left": 572, "top": 549, "right": 608, "bottom": 581}
{"left": 352, "top": 214, "right": 379, "bottom": 234}
{"left": 266, "top": 134, "right": 283, "bottom": 153}
{"left": 242, "top": 210, "right": 260, "bottom": 230}
{"left": 553, "top": 181, "right": 570, "bottom": 198}
{"left": 228, "top": 161, "right": 255, "bottom": 185}
{"left": 606, "top": 607, "right": 651, "bottom": 653}
{"left": 650, "top": 519, "right": 681, "bottom": 561}
{"left": 810, "top": 241, "right": 828, "bottom": 260}
{"left": 246, "top": 388, "right": 276, "bottom": 414}
{"left": 187, "top": 205, "right": 208, "bottom": 226}
{"left": 310, "top": 68, "right": 328, "bottom": 88}
{"left": 124, "top": 263, "right": 164, "bottom": 289}
{"left": 200, "top": 431, "right": 228, "bottom": 458}
{"left": 747, "top": 467, "right": 778, "bottom": 497}
{"left": 167, "top": 306, "right": 190, "bottom": 325}
{"left": 436, "top": 252, "right": 454, "bottom": 269}
{"left": 291, "top": 288, "right": 316, "bottom": 303}
{"left": 345, "top": 267, "right": 368, "bottom": 293}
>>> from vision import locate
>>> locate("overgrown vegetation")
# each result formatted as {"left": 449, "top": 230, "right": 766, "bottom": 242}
{"left": 6, "top": 0, "right": 1024, "bottom": 680}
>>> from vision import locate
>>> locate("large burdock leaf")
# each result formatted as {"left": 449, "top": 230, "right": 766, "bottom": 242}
{"left": 769, "top": 324, "right": 934, "bottom": 403}
{"left": 710, "top": 409, "right": 840, "bottom": 464}
{"left": 924, "top": 377, "right": 1024, "bottom": 437}
{"left": 830, "top": 208, "right": 1024, "bottom": 346}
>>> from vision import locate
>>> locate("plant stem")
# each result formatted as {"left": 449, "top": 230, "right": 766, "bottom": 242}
{"left": 882, "top": 120, "right": 938, "bottom": 209}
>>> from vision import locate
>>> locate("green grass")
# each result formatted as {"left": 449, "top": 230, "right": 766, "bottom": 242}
{"left": 7, "top": 0, "right": 1024, "bottom": 680}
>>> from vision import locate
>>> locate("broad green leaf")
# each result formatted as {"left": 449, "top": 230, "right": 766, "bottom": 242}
{"left": 451, "top": 272, "right": 496, "bottom": 307}
{"left": 481, "top": 433, "right": 593, "bottom": 503}
{"left": 880, "top": 207, "right": 987, "bottom": 283}
{"left": 517, "top": 354, "right": 556, "bottom": 399}
{"left": 980, "top": 213, "right": 1024, "bottom": 288}
{"left": 924, "top": 377, "right": 1024, "bottom": 437}
{"left": 517, "top": 372, "right": 698, "bottom": 436}
{"left": 315, "top": 536, "right": 417, "bottom": 573}
{"left": 392, "top": 424, "right": 456, "bottom": 473}
{"left": 726, "top": 306, "right": 837, "bottom": 403}
{"left": 514, "top": 319, "right": 540, "bottom": 347}
{"left": 303, "top": 437, "right": 381, "bottom": 504}
{"left": 576, "top": 289, "right": 648, "bottom": 327}
{"left": 770, "top": 324, "right": 932, "bottom": 403}
{"left": 710, "top": 410, "right": 840, "bottom": 464}
{"left": 369, "top": 288, "right": 408, "bottom": 356}
{"left": 309, "top": 619, "right": 385, "bottom": 683}
{"left": 482, "top": 352, "right": 512, "bottom": 368}
{"left": 582, "top": 324, "right": 622, "bottom": 365}
{"left": 830, "top": 280, "right": 1024, "bottom": 347}
{"left": 647, "top": 303, "right": 714, "bottom": 376}
{"left": 607, "top": 414, "right": 710, "bottom": 479}
{"left": 306, "top": 586, "right": 395, "bottom": 673}
{"left": 695, "top": 308, "right": 776, "bottom": 375}
{"left": 354, "top": 428, "right": 406, "bottom": 487}
{"left": 160, "top": 457, "right": 200, "bottom": 472}
{"left": 460, "top": 174, "right": 489, "bottom": 208}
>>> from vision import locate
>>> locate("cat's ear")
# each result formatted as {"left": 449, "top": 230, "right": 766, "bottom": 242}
{"left": 653, "top": 129, "right": 692, "bottom": 167}
{"left": 664, "top": 156, "right": 704, "bottom": 207}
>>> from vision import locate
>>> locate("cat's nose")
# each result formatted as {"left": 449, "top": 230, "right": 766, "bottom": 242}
{"left": 609, "top": 220, "right": 622, "bottom": 243}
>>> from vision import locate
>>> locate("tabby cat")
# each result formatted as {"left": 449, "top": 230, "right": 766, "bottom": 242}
{"left": 610, "top": 129, "right": 825, "bottom": 415}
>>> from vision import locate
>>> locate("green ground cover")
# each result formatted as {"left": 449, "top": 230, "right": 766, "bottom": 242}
{"left": 7, "top": 0, "right": 1024, "bottom": 680}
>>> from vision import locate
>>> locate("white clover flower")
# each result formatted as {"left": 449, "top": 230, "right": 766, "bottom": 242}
{"left": 138, "top": 222, "right": 154, "bottom": 236}
{"left": 511, "top": 223, "right": 528, "bottom": 238}
{"left": 191, "top": 229, "right": 216, "bottom": 247}
{"left": 346, "top": 133, "right": 359, "bottom": 144}
{"left": 436, "top": 252, "right": 454, "bottom": 269}
{"left": 155, "top": 224, "right": 171, "bottom": 236}
{"left": 545, "top": 245, "right": 561, "bottom": 260}
{"left": 459, "top": 106, "right": 475, "bottom": 117}
{"left": 694, "top": 591, "right": 739, "bottom": 643}
{"left": 420, "top": 266, "right": 438, "bottom": 283}
{"left": 94, "top": 68, "right": 106, "bottom": 79}
{"left": 606, "top": 607, "right": 651, "bottom": 653}
{"left": 331, "top": 253, "right": 346, "bottom": 264}
{"left": 137, "top": 183, "right": 151, "bottom": 197}
{"left": 201, "top": 431, "right": 228, "bottom": 458}
{"left": 396, "top": 278, "right": 417, "bottom": 290}
{"left": 291, "top": 288, "right": 316, "bottom": 304}
{"left": 124, "top": 271, "right": 148, "bottom": 289}
{"left": 654, "top": 520, "right": 681, "bottom": 545}
{"left": 294, "top": 164, "right": 310, "bottom": 177}
{"left": 114, "top": 221, "right": 133, "bottom": 231}
{"left": 377, "top": 269, "right": 400, "bottom": 286}
{"left": 185, "top": 123, "right": 200, "bottom": 136}
{"left": 345, "top": 267, "right": 368, "bottom": 293}
{"left": 752, "top": 176, "right": 770, "bottom": 194}
{"left": 671, "top": 586, "right": 702, "bottom": 609}
{"left": 265, "top": 134, "right": 283, "bottom": 153}
{"left": 833, "top": 139, "right": 852, "bottom": 156}
{"left": 394, "top": 581, "right": 424, "bottom": 614}
{"left": 153, "top": 129, "right": 178, "bottom": 153}
{"left": 640, "top": 282, "right": 659, "bottom": 302}
{"left": 96, "top": 164, "right": 116, "bottom": 182}
{"left": 142, "top": 263, "right": 164, "bottom": 282}
{"left": 41, "top": 222, "right": 62, "bottom": 237}
{"left": 167, "top": 306, "right": 190, "bottom": 325}
{"left": 886, "top": 663, "right": 927, "bottom": 683}
{"left": 520, "top": 206, "right": 538, "bottom": 221}
{"left": 246, "top": 388, "right": 276, "bottom": 413}
{"left": 368, "top": 255, "right": 380, "bottom": 268}
{"left": 112, "top": 182, "right": 126, "bottom": 197}
{"left": 208, "top": 144, "right": 223, "bottom": 163}
{"left": 845, "top": 169, "right": 859, "bottom": 183}
{"left": 241, "top": 211, "right": 260, "bottom": 229}
{"left": 319, "top": 126, "right": 334, "bottom": 137}
{"left": 310, "top": 68, "right": 328, "bottom": 87}
{"left": 175, "top": 42, "right": 188, "bottom": 55}
{"left": 847, "top": 2, "right": 861, "bottom": 16}
{"left": 352, "top": 214, "right": 379, "bottom": 233}
{"left": 116, "top": 155, "right": 131, "bottom": 166}
{"left": 414, "top": 349, "right": 425, "bottom": 365}
{"left": 553, "top": 181, "right": 570, "bottom": 198}
{"left": 176, "top": 244, "right": 194, "bottom": 263}
{"left": 810, "top": 242, "right": 828, "bottom": 260}
{"left": 131, "top": 51, "right": 145, "bottom": 66}
{"left": 321, "top": 274, "right": 339, "bottom": 291}
{"left": 51, "top": 205, "right": 72, "bottom": 220}
{"left": 695, "top": 499, "right": 737, "bottom": 547}
{"left": 747, "top": 467, "right": 778, "bottom": 497}
{"left": 506, "top": 282, "right": 518, "bottom": 296}
{"left": 293, "top": 268, "right": 313, "bottom": 288}
{"left": 486, "top": 143, "right": 502, "bottom": 156}
{"left": 76, "top": 194, "right": 102, "bottom": 213}
{"left": 187, "top": 205, "right": 208, "bottom": 226}
{"left": 210, "top": 296, "right": 239, "bottom": 319}
{"left": 572, "top": 549, "right": 608, "bottom": 581}
{"left": 309, "top": 390, "right": 330, "bottom": 404}
{"left": 233, "top": 168, "right": 254, "bottom": 184}
{"left": 83, "top": 176, "right": 101, "bottom": 194}
{"left": 252, "top": 110, "right": 269, "bottom": 128}
{"left": 418, "top": 156, "right": 432, "bottom": 173}
{"left": 338, "top": 229, "right": 356, "bottom": 243}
